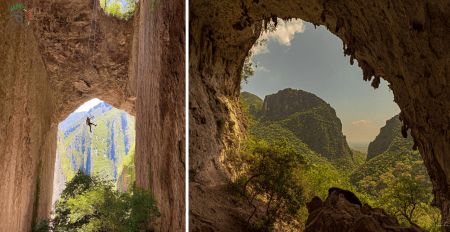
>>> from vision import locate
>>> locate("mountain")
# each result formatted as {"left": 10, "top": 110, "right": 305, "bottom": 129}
{"left": 58, "top": 102, "right": 135, "bottom": 182}
{"left": 366, "top": 114, "right": 402, "bottom": 161}
{"left": 350, "top": 115, "right": 422, "bottom": 185}
{"left": 241, "top": 91, "right": 263, "bottom": 115}
{"left": 59, "top": 111, "right": 87, "bottom": 131}
{"left": 242, "top": 88, "right": 358, "bottom": 169}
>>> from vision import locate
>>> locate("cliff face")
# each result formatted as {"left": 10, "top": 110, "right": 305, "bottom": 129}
{"left": 367, "top": 114, "right": 402, "bottom": 161}
{"left": 132, "top": 0, "right": 186, "bottom": 230}
{"left": 189, "top": 0, "right": 450, "bottom": 230}
{"left": 245, "top": 88, "right": 355, "bottom": 169}
{"left": 52, "top": 130, "right": 67, "bottom": 211}
{"left": 0, "top": 0, "right": 185, "bottom": 230}
{"left": 60, "top": 102, "right": 136, "bottom": 181}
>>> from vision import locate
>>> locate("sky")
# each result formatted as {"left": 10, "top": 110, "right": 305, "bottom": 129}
{"left": 242, "top": 20, "right": 400, "bottom": 143}
{"left": 74, "top": 98, "right": 103, "bottom": 113}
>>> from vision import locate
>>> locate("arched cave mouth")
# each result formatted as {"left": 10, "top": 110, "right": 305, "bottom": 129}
{"left": 237, "top": 18, "right": 439, "bottom": 228}
{"left": 52, "top": 98, "right": 136, "bottom": 208}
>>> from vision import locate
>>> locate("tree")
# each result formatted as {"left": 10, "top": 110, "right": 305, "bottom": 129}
{"left": 358, "top": 176, "right": 376, "bottom": 194}
{"left": 66, "top": 184, "right": 161, "bottom": 231}
{"left": 377, "top": 175, "right": 431, "bottom": 227}
{"left": 38, "top": 170, "right": 161, "bottom": 232}
{"left": 230, "top": 137, "right": 308, "bottom": 231}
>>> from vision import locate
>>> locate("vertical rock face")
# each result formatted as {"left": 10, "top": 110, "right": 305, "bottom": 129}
{"left": 52, "top": 130, "right": 67, "bottom": 211}
{"left": 0, "top": 0, "right": 185, "bottom": 230}
{"left": 132, "top": 0, "right": 186, "bottom": 231}
{"left": 189, "top": 0, "right": 450, "bottom": 229}
{"left": 367, "top": 114, "right": 402, "bottom": 161}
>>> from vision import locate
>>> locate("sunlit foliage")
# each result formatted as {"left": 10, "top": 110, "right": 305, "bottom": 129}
{"left": 100, "top": 0, "right": 137, "bottom": 20}
{"left": 34, "top": 170, "right": 160, "bottom": 232}
{"left": 229, "top": 137, "right": 308, "bottom": 231}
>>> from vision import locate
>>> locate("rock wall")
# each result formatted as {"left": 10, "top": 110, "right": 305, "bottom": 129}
{"left": 132, "top": 0, "right": 186, "bottom": 231}
{"left": 367, "top": 114, "right": 402, "bottom": 161}
{"left": 305, "top": 189, "right": 427, "bottom": 232}
{"left": 51, "top": 130, "right": 66, "bottom": 212}
{"left": 0, "top": 0, "right": 185, "bottom": 230}
{"left": 189, "top": 0, "right": 450, "bottom": 229}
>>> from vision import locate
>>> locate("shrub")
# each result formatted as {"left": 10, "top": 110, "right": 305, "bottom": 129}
{"left": 230, "top": 137, "right": 308, "bottom": 231}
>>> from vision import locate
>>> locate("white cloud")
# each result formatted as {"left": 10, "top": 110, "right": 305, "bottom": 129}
{"left": 75, "top": 98, "right": 103, "bottom": 112}
{"left": 251, "top": 19, "right": 306, "bottom": 56}
{"left": 351, "top": 120, "right": 373, "bottom": 125}
{"left": 253, "top": 61, "right": 270, "bottom": 73}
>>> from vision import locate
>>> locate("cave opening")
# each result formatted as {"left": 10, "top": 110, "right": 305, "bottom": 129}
{"left": 51, "top": 98, "right": 136, "bottom": 212}
{"left": 238, "top": 18, "right": 439, "bottom": 229}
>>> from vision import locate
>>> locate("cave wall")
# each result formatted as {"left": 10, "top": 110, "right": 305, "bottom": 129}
{"left": 189, "top": 0, "right": 450, "bottom": 228}
{"left": 133, "top": 0, "right": 186, "bottom": 230}
{"left": 0, "top": 0, "right": 185, "bottom": 230}
{"left": 0, "top": 7, "right": 56, "bottom": 229}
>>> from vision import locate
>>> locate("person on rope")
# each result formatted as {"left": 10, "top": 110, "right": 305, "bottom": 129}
{"left": 86, "top": 116, "right": 97, "bottom": 133}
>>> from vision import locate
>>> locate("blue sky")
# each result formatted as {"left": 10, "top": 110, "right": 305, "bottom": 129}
{"left": 75, "top": 98, "right": 103, "bottom": 112}
{"left": 242, "top": 20, "right": 400, "bottom": 143}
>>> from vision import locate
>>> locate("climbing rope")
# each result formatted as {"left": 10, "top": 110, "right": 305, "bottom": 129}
{"left": 85, "top": 0, "right": 99, "bottom": 131}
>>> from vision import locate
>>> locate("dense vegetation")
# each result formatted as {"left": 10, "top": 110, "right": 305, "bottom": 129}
{"left": 34, "top": 171, "right": 161, "bottom": 232}
{"left": 229, "top": 137, "right": 308, "bottom": 231}
{"left": 239, "top": 90, "right": 440, "bottom": 231}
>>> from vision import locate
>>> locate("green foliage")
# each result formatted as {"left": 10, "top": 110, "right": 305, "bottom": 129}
{"left": 350, "top": 137, "right": 423, "bottom": 186}
{"left": 117, "top": 142, "right": 136, "bottom": 188}
{"left": 302, "top": 164, "right": 372, "bottom": 206}
{"left": 101, "top": 0, "right": 137, "bottom": 20}
{"left": 376, "top": 175, "right": 432, "bottom": 227}
{"left": 241, "top": 55, "right": 254, "bottom": 84}
{"left": 230, "top": 137, "right": 308, "bottom": 231}
{"left": 241, "top": 91, "right": 263, "bottom": 114}
{"left": 32, "top": 219, "right": 52, "bottom": 232}
{"left": 48, "top": 170, "right": 161, "bottom": 231}
{"left": 147, "top": 0, "right": 160, "bottom": 20}
{"left": 248, "top": 100, "right": 355, "bottom": 169}
{"left": 240, "top": 22, "right": 276, "bottom": 85}
{"left": 60, "top": 105, "right": 136, "bottom": 182}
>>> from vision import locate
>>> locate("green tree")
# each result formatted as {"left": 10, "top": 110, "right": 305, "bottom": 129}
{"left": 231, "top": 137, "right": 308, "bottom": 231}
{"left": 39, "top": 170, "right": 160, "bottom": 232}
{"left": 358, "top": 176, "right": 376, "bottom": 194}
{"left": 66, "top": 184, "right": 161, "bottom": 231}
{"left": 377, "top": 175, "right": 431, "bottom": 227}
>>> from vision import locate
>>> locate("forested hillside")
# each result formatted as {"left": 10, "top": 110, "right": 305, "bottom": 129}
{"left": 58, "top": 102, "right": 135, "bottom": 182}
{"left": 242, "top": 88, "right": 360, "bottom": 169}
{"left": 240, "top": 89, "right": 439, "bottom": 230}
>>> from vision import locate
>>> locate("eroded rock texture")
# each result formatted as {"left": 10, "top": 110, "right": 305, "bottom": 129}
{"left": 305, "top": 189, "right": 427, "bottom": 232}
{"left": 189, "top": 0, "right": 450, "bottom": 230}
{"left": 0, "top": 0, "right": 184, "bottom": 230}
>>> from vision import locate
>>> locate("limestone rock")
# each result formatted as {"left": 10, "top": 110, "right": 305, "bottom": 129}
{"left": 305, "top": 189, "right": 427, "bottom": 232}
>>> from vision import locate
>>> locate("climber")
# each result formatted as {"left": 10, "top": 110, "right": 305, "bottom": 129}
{"left": 86, "top": 116, "right": 97, "bottom": 133}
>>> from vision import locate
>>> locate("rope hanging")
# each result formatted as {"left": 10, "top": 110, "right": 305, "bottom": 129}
{"left": 86, "top": 0, "right": 99, "bottom": 116}
{"left": 85, "top": 0, "right": 99, "bottom": 132}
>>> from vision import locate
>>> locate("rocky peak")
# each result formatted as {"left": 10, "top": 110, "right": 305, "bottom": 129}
{"left": 367, "top": 114, "right": 413, "bottom": 161}
{"left": 262, "top": 88, "right": 334, "bottom": 118}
